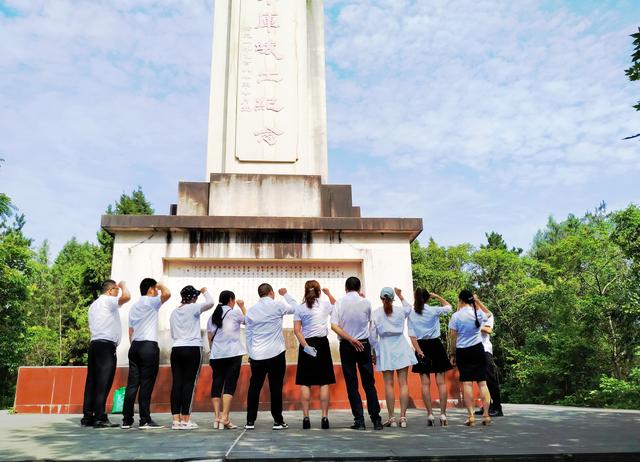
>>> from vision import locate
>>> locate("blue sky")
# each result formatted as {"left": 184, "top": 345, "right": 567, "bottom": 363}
{"left": 1, "top": 0, "right": 639, "bottom": 257}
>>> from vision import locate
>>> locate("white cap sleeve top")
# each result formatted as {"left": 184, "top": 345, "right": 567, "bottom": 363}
{"left": 408, "top": 304, "right": 452, "bottom": 340}
{"left": 170, "top": 291, "right": 214, "bottom": 347}
{"left": 448, "top": 306, "right": 490, "bottom": 349}
{"left": 293, "top": 300, "right": 334, "bottom": 338}
{"left": 207, "top": 306, "right": 247, "bottom": 359}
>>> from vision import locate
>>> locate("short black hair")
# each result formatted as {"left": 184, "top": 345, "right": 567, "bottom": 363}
{"left": 258, "top": 283, "right": 273, "bottom": 297}
{"left": 140, "top": 278, "right": 157, "bottom": 296}
{"left": 345, "top": 276, "right": 361, "bottom": 292}
{"left": 101, "top": 279, "right": 117, "bottom": 294}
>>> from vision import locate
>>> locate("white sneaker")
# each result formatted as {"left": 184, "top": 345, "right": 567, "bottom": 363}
{"left": 171, "top": 421, "right": 183, "bottom": 430}
{"left": 181, "top": 421, "right": 199, "bottom": 430}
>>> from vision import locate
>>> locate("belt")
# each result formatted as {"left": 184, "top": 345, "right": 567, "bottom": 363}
{"left": 91, "top": 339, "right": 117, "bottom": 347}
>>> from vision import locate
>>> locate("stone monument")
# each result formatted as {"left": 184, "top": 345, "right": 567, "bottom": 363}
{"left": 102, "top": 0, "right": 423, "bottom": 366}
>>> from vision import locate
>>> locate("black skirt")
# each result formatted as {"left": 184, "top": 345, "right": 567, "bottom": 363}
{"left": 412, "top": 338, "right": 453, "bottom": 374}
{"left": 456, "top": 342, "right": 487, "bottom": 382}
{"left": 295, "top": 336, "right": 336, "bottom": 386}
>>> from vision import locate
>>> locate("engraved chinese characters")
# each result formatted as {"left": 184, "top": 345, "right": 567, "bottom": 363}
{"left": 167, "top": 260, "right": 363, "bottom": 308}
{"left": 236, "top": 0, "right": 301, "bottom": 163}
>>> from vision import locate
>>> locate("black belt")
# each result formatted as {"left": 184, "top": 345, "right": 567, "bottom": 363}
{"left": 91, "top": 339, "right": 117, "bottom": 347}
{"left": 340, "top": 338, "right": 370, "bottom": 343}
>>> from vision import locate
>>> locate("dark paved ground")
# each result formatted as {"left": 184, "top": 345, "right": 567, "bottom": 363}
{"left": 1, "top": 404, "right": 639, "bottom": 461}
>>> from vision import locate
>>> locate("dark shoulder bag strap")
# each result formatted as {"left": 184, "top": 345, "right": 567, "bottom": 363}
{"left": 210, "top": 308, "right": 232, "bottom": 345}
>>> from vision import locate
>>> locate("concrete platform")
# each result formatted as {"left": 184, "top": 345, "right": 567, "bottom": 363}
{"left": 1, "top": 405, "right": 639, "bottom": 461}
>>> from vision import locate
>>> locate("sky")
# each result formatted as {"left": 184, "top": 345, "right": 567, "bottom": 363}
{"left": 0, "top": 0, "right": 639, "bottom": 258}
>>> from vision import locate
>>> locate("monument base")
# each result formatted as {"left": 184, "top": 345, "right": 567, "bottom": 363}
{"left": 14, "top": 365, "right": 478, "bottom": 414}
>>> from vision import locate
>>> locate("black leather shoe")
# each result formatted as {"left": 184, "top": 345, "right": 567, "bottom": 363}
{"left": 302, "top": 417, "right": 311, "bottom": 429}
{"left": 93, "top": 419, "right": 118, "bottom": 428}
{"left": 321, "top": 417, "right": 330, "bottom": 429}
{"left": 373, "top": 419, "right": 383, "bottom": 431}
{"left": 489, "top": 409, "right": 504, "bottom": 417}
{"left": 350, "top": 421, "right": 366, "bottom": 430}
{"left": 80, "top": 419, "right": 94, "bottom": 428}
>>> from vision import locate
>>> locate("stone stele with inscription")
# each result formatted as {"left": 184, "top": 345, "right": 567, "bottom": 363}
{"left": 101, "top": 0, "right": 423, "bottom": 365}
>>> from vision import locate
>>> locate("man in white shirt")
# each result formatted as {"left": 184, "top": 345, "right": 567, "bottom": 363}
{"left": 330, "top": 277, "right": 383, "bottom": 430}
{"left": 82, "top": 279, "right": 130, "bottom": 428}
{"left": 244, "top": 283, "right": 296, "bottom": 430}
{"left": 121, "top": 278, "right": 171, "bottom": 429}
{"left": 475, "top": 316, "right": 504, "bottom": 417}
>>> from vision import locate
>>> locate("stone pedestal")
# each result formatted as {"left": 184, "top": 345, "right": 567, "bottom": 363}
{"left": 103, "top": 178, "right": 422, "bottom": 365}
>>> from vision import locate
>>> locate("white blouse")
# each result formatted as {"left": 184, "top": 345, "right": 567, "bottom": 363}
{"left": 448, "top": 306, "right": 491, "bottom": 349}
{"left": 408, "top": 304, "right": 452, "bottom": 340}
{"left": 369, "top": 299, "right": 412, "bottom": 351}
{"left": 293, "top": 300, "right": 334, "bottom": 338}
{"left": 170, "top": 292, "right": 214, "bottom": 347}
{"left": 207, "top": 306, "right": 247, "bottom": 360}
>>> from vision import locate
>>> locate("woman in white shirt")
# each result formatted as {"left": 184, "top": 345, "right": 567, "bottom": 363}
{"left": 293, "top": 280, "right": 336, "bottom": 430}
{"left": 169, "top": 286, "right": 215, "bottom": 430}
{"left": 408, "top": 288, "right": 453, "bottom": 426}
{"left": 370, "top": 287, "right": 417, "bottom": 428}
{"left": 448, "top": 289, "right": 493, "bottom": 426}
{"left": 207, "top": 290, "right": 246, "bottom": 430}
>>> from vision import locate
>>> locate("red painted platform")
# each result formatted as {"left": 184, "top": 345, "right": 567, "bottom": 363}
{"left": 14, "top": 365, "right": 478, "bottom": 414}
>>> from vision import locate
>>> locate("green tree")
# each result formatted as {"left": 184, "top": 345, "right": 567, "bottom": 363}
{"left": 624, "top": 27, "right": 640, "bottom": 139}
{"left": 22, "top": 242, "right": 60, "bottom": 365}
{"left": 0, "top": 198, "right": 34, "bottom": 407}
{"left": 411, "top": 238, "right": 472, "bottom": 303}
{"left": 97, "top": 186, "right": 154, "bottom": 255}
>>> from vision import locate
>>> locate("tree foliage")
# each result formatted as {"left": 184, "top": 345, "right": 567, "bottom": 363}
{"left": 0, "top": 186, "right": 154, "bottom": 406}
{"left": 411, "top": 204, "right": 640, "bottom": 409}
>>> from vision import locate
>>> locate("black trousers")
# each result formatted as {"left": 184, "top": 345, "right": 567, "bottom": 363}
{"left": 170, "top": 346, "right": 202, "bottom": 416}
{"left": 339, "top": 339, "right": 381, "bottom": 424}
{"left": 210, "top": 355, "right": 243, "bottom": 398}
{"left": 123, "top": 340, "right": 159, "bottom": 424}
{"left": 82, "top": 340, "right": 117, "bottom": 424}
{"left": 246, "top": 351, "right": 286, "bottom": 424}
{"left": 485, "top": 352, "right": 502, "bottom": 411}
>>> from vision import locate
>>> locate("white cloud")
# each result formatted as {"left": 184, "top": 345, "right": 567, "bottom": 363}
{"left": 0, "top": 0, "right": 639, "bottom": 255}
{"left": 324, "top": 0, "right": 640, "bottom": 249}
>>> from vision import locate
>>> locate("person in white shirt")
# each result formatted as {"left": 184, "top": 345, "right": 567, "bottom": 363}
{"left": 292, "top": 280, "right": 336, "bottom": 430}
{"left": 448, "top": 289, "right": 493, "bottom": 426}
{"left": 207, "top": 289, "right": 246, "bottom": 430}
{"left": 169, "top": 286, "right": 214, "bottom": 430}
{"left": 474, "top": 315, "right": 504, "bottom": 417}
{"left": 408, "top": 288, "right": 453, "bottom": 426}
{"left": 244, "top": 283, "right": 296, "bottom": 430}
{"left": 81, "top": 279, "right": 130, "bottom": 428}
{"left": 330, "top": 276, "right": 383, "bottom": 431}
{"left": 122, "top": 278, "right": 171, "bottom": 429}
{"left": 370, "top": 287, "right": 417, "bottom": 428}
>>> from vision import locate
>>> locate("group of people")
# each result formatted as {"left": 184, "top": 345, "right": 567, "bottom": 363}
{"left": 81, "top": 276, "right": 503, "bottom": 431}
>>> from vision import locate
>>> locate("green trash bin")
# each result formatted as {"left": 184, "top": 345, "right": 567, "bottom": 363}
{"left": 111, "top": 386, "right": 126, "bottom": 414}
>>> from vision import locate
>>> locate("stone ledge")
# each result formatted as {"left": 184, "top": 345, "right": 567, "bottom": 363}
{"left": 101, "top": 215, "right": 423, "bottom": 240}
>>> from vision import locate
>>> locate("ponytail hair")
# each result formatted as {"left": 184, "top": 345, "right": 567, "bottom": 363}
{"left": 414, "top": 288, "right": 431, "bottom": 315}
{"left": 211, "top": 290, "right": 235, "bottom": 329}
{"left": 303, "top": 280, "right": 321, "bottom": 308}
{"left": 459, "top": 289, "right": 480, "bottom": 328}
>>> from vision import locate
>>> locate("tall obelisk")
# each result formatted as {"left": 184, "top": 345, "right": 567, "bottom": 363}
{"left": 206, "top": 0, "right": 328, "bottom": 181}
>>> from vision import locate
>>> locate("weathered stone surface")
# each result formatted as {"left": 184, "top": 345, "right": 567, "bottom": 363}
{"left": 101, "top": 215, "right": 423, "bottom": 240}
